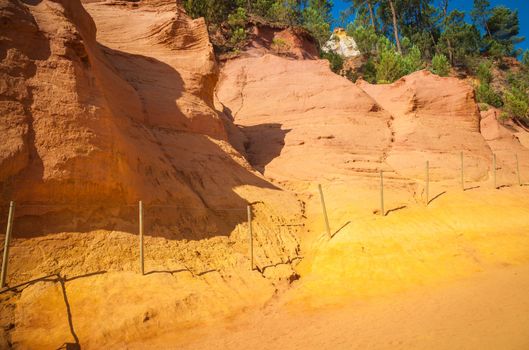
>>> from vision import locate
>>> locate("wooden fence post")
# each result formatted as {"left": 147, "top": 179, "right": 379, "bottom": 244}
{"left": 493, "top": 154, "right": 497, "bottom": 189}
{"left": 460, "top": 152, "right": 464, "bottom": 191}
{"left": 247, "top": 205, "right": 254, "bottom": 271}
{"left": 318, "top": 184, "right": 331, "bottom": 239}
{"left": 380, "top": 171, "right": 385, "bottom": 216}
{"left": 139, "top": 200, "right": 144, "bottom": 275}
{"left": 516, "top": 154, "right": 521, "bottom": 186}
{"left": 425, "top": 161, "right": 430, "bottom": 206}
{"left": 1, "top": 201, "right": 15, "bottom": 288}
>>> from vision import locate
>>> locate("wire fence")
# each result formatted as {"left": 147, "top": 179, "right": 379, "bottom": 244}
{"left": 318, "top": 152, "right": 526, "bottom": 236}
{"left": 0, "top": 201, "right": 303, "bottom": 291}
{"left": 0, "top": 152, "right": 526, "bottom": 290}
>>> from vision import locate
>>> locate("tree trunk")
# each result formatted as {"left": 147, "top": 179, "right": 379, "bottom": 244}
{"left": 485, "top": 22, "right": 492, "bottom": 38}
{"left": 446, "top": 37, "right": 454, "bottom": 64}
{"left": 388, "top": 0, "right": 402, "bottom": 54}
{"left": 430, "top": 32, "right": 439, "bottom": 55}
{"left": 442, "top": 0, "right": 449, "bottom": 19}
{"left": 367, "top": 1, "right": 376, "bottom": 31}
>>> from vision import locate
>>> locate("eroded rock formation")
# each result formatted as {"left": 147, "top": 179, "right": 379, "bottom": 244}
{"left": 0, "top": 0, "right": 300, "bottom": 236}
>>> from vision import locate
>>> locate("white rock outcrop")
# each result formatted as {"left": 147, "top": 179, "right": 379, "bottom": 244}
{"left": 322, "top": 28, "right": 361, "bottom": 58}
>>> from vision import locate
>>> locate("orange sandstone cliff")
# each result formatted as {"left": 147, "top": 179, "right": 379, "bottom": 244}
{"left": 0, "top": 0, "right": 302, "bottom": 237}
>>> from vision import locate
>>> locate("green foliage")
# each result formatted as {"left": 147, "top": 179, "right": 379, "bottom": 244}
{"left": 321, "top": 50, "right": 344, "bottom": 74}
{"left": 437, "top": 10, "right": 481, "bottom": 65}
{"left": 506, "top": 71, "right": 529, "bottom": 91}
{"left": 375, "top": 44, "right": 423, "bottom": 84}
{"left": 375, "top": 49, "right": 401, "bottom": 84}
{"left": 344, "top": 68, "right": 359, "bottom": 83}
{"left": 482, "top": 39, "right": 507, "bottom": 62}
{"left": 302, "top": 6, "right": 331, "bottom": 46}
{"left": 272, "top": 37, "right": 288, "bottom": 47}
{"left": 272, "top": 37, "right": 290, "bottom": 53}
{"left": 476, "top": 60, "right": 493, "bottom": 84}
{"left": 375, "top": 0, "right": 436, "bottom": 47}
{"left": 522, "top": 50, "right": 529, "bottom": 69}
{"left": 185, "top": 0, "right": 528, "bottom": 88}
{"left": 252, "top": 0, "right": 276, "bottom": 18}
{"left": 498, "top": 111, "right": 510, "bottom": 123}
{"left": 486, "top": 6, "right": 525, "bottom": 57}
{"left": 183, "top": 0, "right": 237, "bottom": 24}
{"left": 476, "top": 83, "right": 503, "bottom": 108}
{"left": 409, "top": 31, "right": 436, "bottom": 60}
{"left": 402, "top": 45, "right": 423, "bottom": 73}
{"left": 430, "top": 53, "right": 450, "bottom": 76}
{"left": 346, "top": 21, "right": 380, "bottom": 56}
{"left": 361, "top": 58, "right": 377, "bottom": 83}
{"left": 229, "top": 27, "right": 248, "bottom": 48}
{"left": 470, "top": 0, "right": 492, "bottom": 35}
{"left": 478, "top": 103, "right": 489, "bottom": 111}
{"left": 228, "top": 7, "right": 247, "bottom": 28}
{"left": 343, "top": 0, "right": 377, "bottom": 29}
{"left": 269, "top": 0, "right": 302, "bottom": 25}
{"left": 227, "top": 7, "right": 248, "bottom": 49}
{"left": 504, "top": 87, "right": 529, "bottom": 121}
{"left": 306, "top": 0, "right": 334, "bottom": 23}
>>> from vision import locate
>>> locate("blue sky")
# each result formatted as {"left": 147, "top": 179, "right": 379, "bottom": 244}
{"left": 331, "top": 0, "right": 529, "bottom": 52}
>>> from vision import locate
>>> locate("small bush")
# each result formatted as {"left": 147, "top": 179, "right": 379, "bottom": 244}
{"left": 478, "top": 103, "right": 489, "bottom": 111}
{"left": 272, "top": 38, "right": 290, "bottom": 53}
{"left": 402, "top": 46, "right": 423, "bottom": 75}
{"left": 430, "top": 54, "right": 451, "bottom": 77}
{"left": 504, "top": 87, "right": 529, "bottom": 121}
{"left": 228, "top": 7, "right": 247, "bottom": 28}
{"left": 476, "top": 83, "right": 503, "bottom": 108}
{"left": 476, "top": 60, "right": 493, "bottom": 84}
{"left": 321, "top": 50, "right": 344, "bottom": 74}
{"left": 346, "top": 22, "right": 380, "bottom": 56}
{"left": 227, "top": 7, "right": 247, "bottom": 49}
{"left": 302, "top": 6, "right": 331, "bottom": 46}
{"left": 344, "top": 69, "right": 359, "bottom": 83}
{"left": 375, "top": 48, "right": 405, "bottom": 83}
{"left": 486, "top": 39, "right": 506, "bottom": 61}
{"left": 499, "top": 111, "right": 510, "bottom": 124}
{"left": 374, "top": 44, "right": 423, "bottom": 84}
{"left": 229, "top": 27, "right": 247, "bottom": 48}
{"left": 362, "top": 58, "right": 377, "bottom": 83}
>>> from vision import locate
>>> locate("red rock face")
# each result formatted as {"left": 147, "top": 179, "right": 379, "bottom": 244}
{"left": 217, "top": 54, "right": 393, "bottom": 186}
{"left": 0, "top": 0, "right": 292, "bottom": 236}
{"left": 216, "top": 55, "right": 498, "bottom": 188}
{"left": 246, "top": 25, "right": 319, "bottom": 60}
{"left": 481, "top": 108, "right": 529, "bottom": 183}
{"left": 358, "top": 71, "right": 493, "bottom": 181}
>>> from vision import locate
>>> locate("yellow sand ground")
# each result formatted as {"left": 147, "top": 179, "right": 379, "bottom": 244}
{"left": 290, "top": 184, "right": 529, "bottom": 308}
{"left": 129, "top": 185, "right": 529, "bottom": 348}
{"left": 3, "top": 185, "right": 529, "bottom": 348}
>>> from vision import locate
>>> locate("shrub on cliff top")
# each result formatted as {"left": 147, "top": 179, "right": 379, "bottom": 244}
{"left": 504, "top": 86, "right": 529, "bottom": 122}
{"left": 430, "top": 54, "right": 450, "bottom": 77}
{"left": 476, "top": 83, "right": 503, "bottom": 108}
{"left": 476, "top": 60, "right": 493, "bottom": 84}
{"left": 375, "top": 44, "right": 423, "bottom": 84}
{"left": 321, "top": 50, "right": 344, "bottom": 74}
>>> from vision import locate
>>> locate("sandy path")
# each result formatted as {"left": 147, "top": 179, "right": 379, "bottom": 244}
{"left": 129, "top": 264, "right": 529, "bottom": 349}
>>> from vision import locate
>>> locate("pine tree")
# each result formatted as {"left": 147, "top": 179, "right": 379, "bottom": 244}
{"left": 470, "top": 0, "right": 492, "bottom": 38}
{"left": 303, "top": 0, "right": 333, "bottom": 46}
{"left": 486, "top": 6, "right": 525, "bottom": 57}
